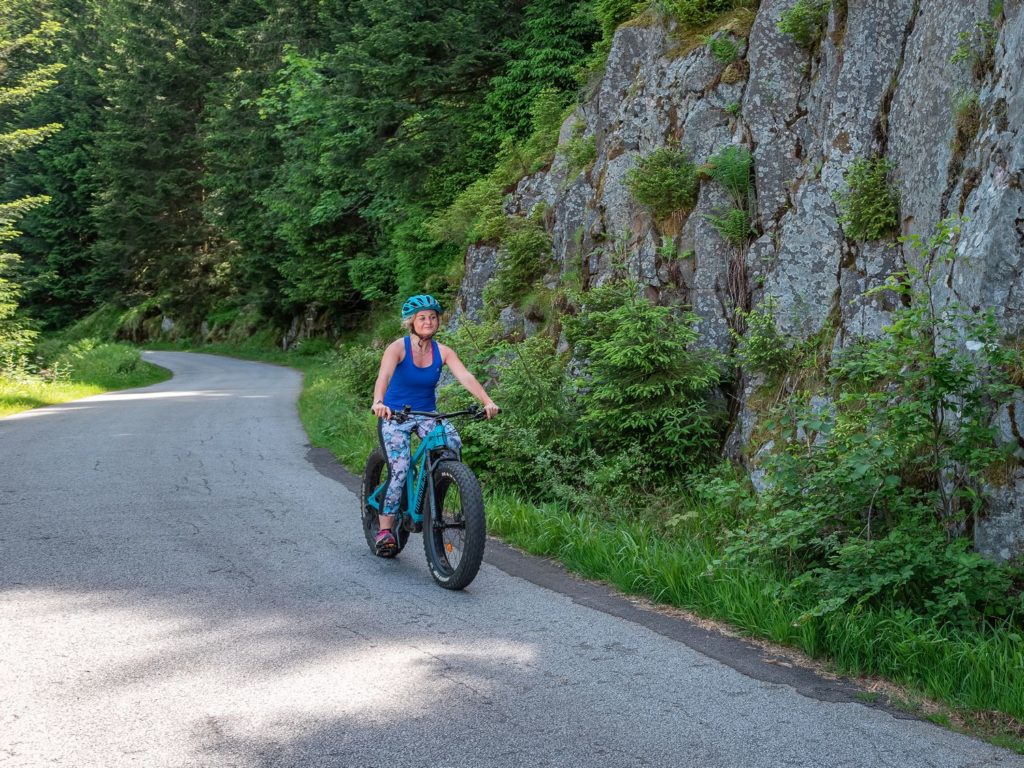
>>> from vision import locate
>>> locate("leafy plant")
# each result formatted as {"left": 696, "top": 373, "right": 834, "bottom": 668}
{"left": 563, "top": 280, "right": 727, "bottom": 473}
{"left": 732, "top": 296, "right": 795, "bottom": 378}
{"left": 704, "top": 32, "right": 740, "bottom": 63}
{"left": 951, "top": 18, "right": 998, "bottom": 80}
{"left": 626, "top": 147, "right": 701, "bottom": 218}
{"left": 706, "top": 208, "right": 754, "bottom": 245}
{"left": 834, "top": 156, "right": 900, "bottom": 241}
{"left": 595, "top": 0, "right": 643, "bottom": 39}
{"left": 563, "top": 130, "right": 597, "bottom": 175}
{"left": 777, "top": 0, "right": 831, "bottom": 48}
{"left": 704, "top": 144, "right": 755, "bottom": 245}
{"left": 951, "top": 90, "right": 981, "bottom": 160}
{"left": 726, "top": 218, "right": 1022, "bottom": 631}
{"left": 484, "top": 213, "right": 554, "bottom": 308}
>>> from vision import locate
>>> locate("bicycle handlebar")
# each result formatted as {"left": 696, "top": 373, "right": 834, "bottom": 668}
{"left": 390, "top": 405, "right": 488, "bottom": 423}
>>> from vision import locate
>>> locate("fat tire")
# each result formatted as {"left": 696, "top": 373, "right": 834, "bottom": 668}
{"left": 423, "top": 460, "right": 486, "bottom": 590}
{"left": 360, "top": 447, "right": 409, "bottom": 556}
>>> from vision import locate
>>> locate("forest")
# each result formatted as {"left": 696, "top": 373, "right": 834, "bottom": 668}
{"left": 4, "top": 0, "right": 1024, "bottom": 734}
{"left": 1, "top": 0, "right": 603, "bottom": 340}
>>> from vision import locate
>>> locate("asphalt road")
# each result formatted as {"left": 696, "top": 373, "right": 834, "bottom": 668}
{"left": 1, "top": 350, "right": 1021, "bottom": 768}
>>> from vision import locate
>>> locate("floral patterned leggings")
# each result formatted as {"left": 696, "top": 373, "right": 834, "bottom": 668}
{"left": 377, "top": 416, "right": 462, "bottom": 518}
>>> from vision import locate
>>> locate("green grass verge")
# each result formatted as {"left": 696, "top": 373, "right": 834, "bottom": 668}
{"left": 483, "top": 491, "right": 1024, "bottom": 747}
{"left": 0, "top": 342, "right": 171, "bottom": 418}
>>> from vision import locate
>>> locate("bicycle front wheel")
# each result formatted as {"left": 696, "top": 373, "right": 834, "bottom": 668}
{"left": 424, "top": 460, "right": 485, "bottom": 590}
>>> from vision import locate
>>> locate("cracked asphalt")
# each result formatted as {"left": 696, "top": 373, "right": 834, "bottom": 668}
{"left": 1, "top": 350, "right": 1022, "bottom": 767}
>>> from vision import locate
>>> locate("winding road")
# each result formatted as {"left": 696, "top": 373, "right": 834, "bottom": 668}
{"left": 1, "top": 351, "right": 1021, "bottom": 767}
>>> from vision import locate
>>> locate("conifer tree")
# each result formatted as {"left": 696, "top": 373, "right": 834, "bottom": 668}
{"left": 0, "top": 2, "right": 63, "bottom": 359}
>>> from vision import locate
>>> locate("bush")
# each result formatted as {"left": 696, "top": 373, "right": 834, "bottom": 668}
{"left": 704, "top": 144, "right": 755, "bottom": 245}
{"left": 564, "top": 280, "right": 726, "bottom": 474}
{"left": 331, "top": 344, "right": 383, "bottom": 401}
{"left": 777, "top": 0, "right": 831, "bottom": 47}
{"left": 725, "top": 219, "right": 1022, "bottom": 631}
{"left": 595, "top": 0, "right": 643, "bottom": 39}
{"left": 706, "top": 207, "right": 754, "bottom": 245}
{"left": 704, "top": 32, "right": 740, "bottom": 63}
{"left": 834, "top": 156, "right": 900, "bottom": 241}
{"left": 485, "top": 213, "right": 553, "bottom": 308}
{"left": 732, "top": 296, "right": 794, "bottom": 378}
{"left": 626, "top": 147, "right": 701, "bottom": 218}
{"left": 671, "top": 0, "right": 740, "bottom": 27}
{"left": 951, "top": 90, "right": 981, "bottom": 159}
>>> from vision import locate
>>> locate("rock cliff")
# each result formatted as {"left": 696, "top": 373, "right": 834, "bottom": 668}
{"left": 456, "top": 0, "right": 1024, "bottom": 559}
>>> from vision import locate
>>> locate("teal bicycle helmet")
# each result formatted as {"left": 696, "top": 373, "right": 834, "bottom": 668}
{"left": 401, "top": 294, "right": 442, "bottom": 320}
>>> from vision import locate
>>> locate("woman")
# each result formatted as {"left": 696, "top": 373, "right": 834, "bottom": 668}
{"left": 370, "top": 294, "right": 499, "bottom": 557}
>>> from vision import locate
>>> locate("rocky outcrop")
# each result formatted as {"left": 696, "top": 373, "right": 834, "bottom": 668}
{"left": 457, "top": 0, "right": 1024, "bottom": 560}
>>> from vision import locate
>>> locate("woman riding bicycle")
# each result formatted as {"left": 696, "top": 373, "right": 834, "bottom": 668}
{"left": 370, "top": 294, "right": 499, "bottom": 557}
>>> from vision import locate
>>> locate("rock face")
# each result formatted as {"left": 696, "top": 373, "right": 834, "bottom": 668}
{"left": 456, "top": 1, "right": 1024, "bottom": 560}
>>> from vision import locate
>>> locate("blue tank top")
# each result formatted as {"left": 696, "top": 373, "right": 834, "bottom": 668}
{"left": 383, "top": 336, "right": 443, "bottom": 411}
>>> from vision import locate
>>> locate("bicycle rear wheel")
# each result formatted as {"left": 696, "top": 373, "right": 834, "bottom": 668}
{"left": 360, "top": 447, "right": 410, "bottom": 557}
{"left": 423, "top": 460, "right": 485, "bottom": 590}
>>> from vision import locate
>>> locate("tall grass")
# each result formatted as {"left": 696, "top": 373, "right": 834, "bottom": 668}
{"left": 0, "top": 341, "right": 170, "bottom": 417}
{"left": 484, "top": 490, "right": 1024, "bottom": 723}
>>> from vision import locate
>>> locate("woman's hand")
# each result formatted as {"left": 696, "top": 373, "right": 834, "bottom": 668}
{"left": 371, "top": 400, "right": 392, "bottom": 420}
{"left": 483, "top": 401, "right": 500, "bottom": 420}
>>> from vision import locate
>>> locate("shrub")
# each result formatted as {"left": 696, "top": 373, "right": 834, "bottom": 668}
{"left": 732, "top": 296, "right": 795, "bottom": 378}
{"left": 331, "top": 344, "right": 383, "bottom": 401}
{"left": 725, "top": 218, "right": 1022, "bottom": 631}
{"left": 951, "top": 90, "right": 981, "bottom": 159}
{"left": 704, "top": 144, "right": 755, "bottom": 245}
{"left": 777, "top": 0, "right": 831, "bottom": 48}
{"left": 563, "top": 280, "right": 727, "bottom": 474}
{"left": 704, "top": 32, "right": 740, "bottom": 63}
{"left": 706, "top": 207, "right": 754, "bottom": 245}
{"left": 951, "top": 19, "right": 998, "bottom": 80}
{"left": 595, "top": 0, "right": 643, "bottom": 40}
{"left": 485, "top": 213, "right": 553, "bottom": 308}
{"left": 834, "top": 156, "right": 900, "bottom": 241}
{"left": 564, "top": 133, "right": 597, "bottom": 175}
{"left": 672, "top": 0, "right": 739, "bottom": 27}
{"left": 626, "top": 147, "right": 700, "bottom": 218}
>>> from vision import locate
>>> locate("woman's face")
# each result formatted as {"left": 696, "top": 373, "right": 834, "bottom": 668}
{"left": 412, "top": 310, "right": 439, "bottom": 336}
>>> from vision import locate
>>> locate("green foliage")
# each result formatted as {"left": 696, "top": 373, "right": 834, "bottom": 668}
{"left": 328, "top": 344, "right": 382, "bottom": 400}
{"left": 731, "top": 296, "right": 794, "bottom": 378}
{"left": 485, "top": 213, "right": 553, "bottom": 308}
{"left": 564, "top": 280, "right": 726, "bottom": 473}
{"left": 706, "top": 208, "right": 754, "bottom": 245}
{"left": 562, "top": 126, "right": 597, "bottom": 176}
{"left": 777, "top": 0, "right": 831, "bottom": 48}
{"left": 667, "top": 0, "right": 748, "bottom": 27}
{"left": 951, "top": 18, "right": 998, "bottom": 80}
{"left": 485, "top": 0, "right": 600, "bottom": 142}
{"left": 951, "top": 90, "right": 981, "bottom": 159}
{"left": 703, "top": 32, "right": 740, "bottom": 63}
{"left": 0, "top": 2, "right": 63, "bottom": 361}
{"left": 834, "top": 156, "right": 900, "bottom": 241}
{"left": 595, "top": 0, "right": 643, "bottom": 39}
{"left": 704, "top": 144, "right": 755, "bottom": 246}
{"left": 726, "top": 219, "right": 1022, "bottom": 631}
{"left": 626, "top": 147, "right": 701, "bottom": 218}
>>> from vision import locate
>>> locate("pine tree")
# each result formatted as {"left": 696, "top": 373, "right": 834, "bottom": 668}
{"left": 0, "top": 2, "right": 63, "bottom": 360}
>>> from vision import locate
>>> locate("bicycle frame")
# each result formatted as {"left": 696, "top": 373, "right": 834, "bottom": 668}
{"left": 366, "top": 410, "right": 469, "bottom": 529}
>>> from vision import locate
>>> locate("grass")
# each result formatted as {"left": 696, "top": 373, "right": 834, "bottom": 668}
{"left": 482, "top": 490, "right": 1024, "bottom": 749}
{"left": 0, "top": 341, "right": 171, "bottom": 417}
